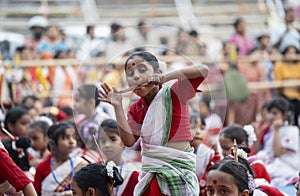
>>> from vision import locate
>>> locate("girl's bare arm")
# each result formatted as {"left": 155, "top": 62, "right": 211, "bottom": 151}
{"left": 98, "top": 83, "right": 137, "bottom": 147}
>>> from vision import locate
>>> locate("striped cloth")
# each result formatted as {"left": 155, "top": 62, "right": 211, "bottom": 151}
{"left": 134, "top": 87, "right": 199, "bottom": 196}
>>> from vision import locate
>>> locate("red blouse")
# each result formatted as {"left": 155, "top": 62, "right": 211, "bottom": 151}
{"left": 0, "top": 148, "right": 31, "bottom": 192}
{"left": 128, "top": 77, "right": 205, "bottom": 142}
{"left": 33, "top": 155, "right": 52, "bottom": 196}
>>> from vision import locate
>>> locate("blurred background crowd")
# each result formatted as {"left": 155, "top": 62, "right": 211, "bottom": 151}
{"left": 0, "top": 0, "right": 300, "bottom": 195}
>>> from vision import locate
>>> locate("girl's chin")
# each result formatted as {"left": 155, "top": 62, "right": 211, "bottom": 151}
{"left": 133, "top": 87, "right": 149, "bottom": 95}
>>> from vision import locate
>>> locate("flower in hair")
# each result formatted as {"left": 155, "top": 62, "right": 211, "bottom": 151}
{"left": 236, "top": 148, "right": 248, "bottom": 160}
{"left": 243, "top": 125, "right": 257, "bottom": 146}
{"left": 230, "top": 147, "right": 248, "bottom": 160}
{"left": 106, "top": 161, "right": 116, "bottom": 178}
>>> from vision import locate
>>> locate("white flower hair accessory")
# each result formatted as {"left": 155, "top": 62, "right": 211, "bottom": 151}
{"left": 243, "top": 125, "right": 257, "bottom": 146}
{"left": 106, "top": 161, "right": 116, "bottom": 178}
{"left": 236, "top": 148, "right": 248, "bottom": 160}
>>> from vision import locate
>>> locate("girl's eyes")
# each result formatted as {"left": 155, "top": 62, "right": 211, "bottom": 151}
{"left": 139, "top": 68, "right": 146, "bottom": 73}
{"left": 99, "top": 137, "right": 117, "bottom": 144}
{"left": 126, "top": 70, "right": 134, "bottom": 77}
{"left": 206, "top": 187, "right": 214, "bottom": 195}
{"left": 221, "top": 146, "right": 231, "bottom": 151}
{"left": 206, "top": 187, "right": 229, "bottom": 195}
{"left": 220, "top": 188, "right": 229, "bottom": 194}
{"left": 21, "top": 121, "right": 29, "bottom": 125}
{"left": 62, "top": 134, "right": 76, "bottom": 140}
{"left": 126, "top": 67, "right": 147, "bottom": 77}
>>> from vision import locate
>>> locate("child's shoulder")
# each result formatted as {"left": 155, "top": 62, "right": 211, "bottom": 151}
{"left": 129, "top": 97, "right": 146, "bottom": 110}
{"left": 36, "top": 155, "right": 52, "bottom": 173}
{"left": 281, "top": 125, "right": 299, "bottom": 132}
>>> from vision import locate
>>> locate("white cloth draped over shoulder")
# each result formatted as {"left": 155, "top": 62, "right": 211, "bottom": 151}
{"left": 133, "top": 87, "right": 199, "bottom": 196}
{"left": 41, "top": 156, "right": 86, "bottom": 195}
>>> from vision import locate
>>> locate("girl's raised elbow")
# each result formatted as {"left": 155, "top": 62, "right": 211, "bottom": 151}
{"left": 199, "top": 64, "right": 209, "bottom": 77}
{"left": 124, "top": 141, "right": 135, "bottom": 147}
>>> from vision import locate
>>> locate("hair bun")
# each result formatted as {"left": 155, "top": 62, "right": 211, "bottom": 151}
{"left": 106, "top": 161, "right": 124, "bottom": 187}
{"left": 113, "top": 166, "right": 124, "bottom": 187}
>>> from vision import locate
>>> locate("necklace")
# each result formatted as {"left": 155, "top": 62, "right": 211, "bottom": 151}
{"left": 50, "top": 156, "right": 74, "bottom": 190}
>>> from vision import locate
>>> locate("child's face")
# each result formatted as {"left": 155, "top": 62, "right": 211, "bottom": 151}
{"left": 28, "top": 108, "right": 38, "bottom": 123}
{"left": 9, "top": 114, "right": 31, "bottom": 137}
{"left": 191, "top": 126, "right": 205, "bottom": 149}
{"left": 99, "top": 131, "right": 124, "bottom": 162}
{"left": 219, "top": 135, "right": 233, "bottom": 157}
{"left": 207, "top": 170, "right": 248, "bottom": 196}
{"left": 261, "top": 107, "right": 271, "bottom": 121}
{"left": 55, "top": 128, "right": 77, "bottom": 156}
{"left": 70, "top": 181, "right": 83, "bottom": 196}
{"left": 284, "top": 46, "right": 298, "bottom": 58}
{"left": 27, "top": 128, "right": 48, "bottom": 152}
{"left": 199, "top": 101, "right": 210, "bottom": 117}
{"left": 74, "top": 92, "right": 88, "bottom": 115}
{"left": 269, "top": 108, "right": 284, "bottom": 123}
{"left": 71, "top": 181, "right": 111, "bottom": 196}
{"left": 125, "top": 56, "right": 157, "bottom": 97}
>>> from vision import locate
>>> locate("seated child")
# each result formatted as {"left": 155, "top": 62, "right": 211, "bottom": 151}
{"left": 206, "top": 159, "right": 253, "bottom": 196}
{"left": 190, "top": 113, "right": 220, "bottom": 196}
{"left": 219, "top": 125, "right": 286, "bottom": 195}
{"left": 27, "top": 120, "right": 51, "bottom": 169}
{"left": 99, "top": 119, "right": 140, "bottom": 196}
{"left": 34, "top": 122, "right": 88, "bottom": 196}
{"left": 71, "top": 163, "right": 123, "bottom": 196}
{"left": 1, "top": 107, "right": 32, "bottom": 177}
{"left": 256, "top": 97, "right": 299, "bottom": 186}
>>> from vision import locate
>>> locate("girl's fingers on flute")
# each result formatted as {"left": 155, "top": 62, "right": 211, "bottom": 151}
{"left": 101, "top": 83, "right": 111, "bottom": 94}
{"left": 98, "top": 88, "right": 107, "bottom": 98}
{"left": 97, "top": 97, "right": 110, "bottom": 103}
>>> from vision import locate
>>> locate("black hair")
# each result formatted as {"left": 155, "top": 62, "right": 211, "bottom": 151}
{"left": 233, "top": 17, "right": 244, "bottom": 29}
{"left": 100, "top": 119, "right": 119, "bottom": 135}
{"left": 4, "top": 107, "right": 28, "bottom": 132}
{"left": 189, "top": 29, "right": 198, "bottom": 37}
{"left": 21, "top": 104, "right": 35, "bottom": 111}
{"left": 77, "top": 84, "right": 100, "bottom": 107}
{"left": 220, "top": 124, "right": 249, "bottom": 146}
{"left": 61, "top": 106, "right": 74, "bottom": 117}
{"left": 189, "top": 113, "right": 206, "bottom": 129}
{"left": 261, "top": 100, "right": 269, "bottom": 110}
{"left": 281, "top": 44, "right": 300, "bottom": 55}
{"left": 72, "top": 163, "right": 123, "bottom": 196}
{"left": 284, "top": 7, "right": 295, "bottom": 16}
{"left": 137, "top": 20, "right": 146, "bottom": 31}
{"left": 21, "top": 95, "right": 38, "bottom": 105}
{"left": 47, "top": 122, "right": 74, "bottom": 145}
{"left": 110, "top": 22, "right": 122, "bottom": 33}
{"left": 267, "top": 97, "right": 290, "bottom": 114}
{"left": 54, "top": 50, "right": 67, "bottom": 59}
{"left": 200, "top": 95, "right": 212, "bottom": 111}
{"left": 124, "top": 51, "right": 159, "bottom": 71}
{"left": 86, "top": 25, "right": 95, "bottom": 34}
{"left": 28, "top": 120, "right": 49, "bottom": 136}
{"left": 209, "top": 159, "right": 251, "bottom": 195}
{"left": 43, "top": 98, "right": 54, "bottom": 107}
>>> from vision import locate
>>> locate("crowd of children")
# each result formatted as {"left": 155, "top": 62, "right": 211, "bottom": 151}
{"left": 0, "top": 3, "right": 300, "bottom": 196}
{"left": 0, "top": 48, "right": 298, "bottom": 196}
